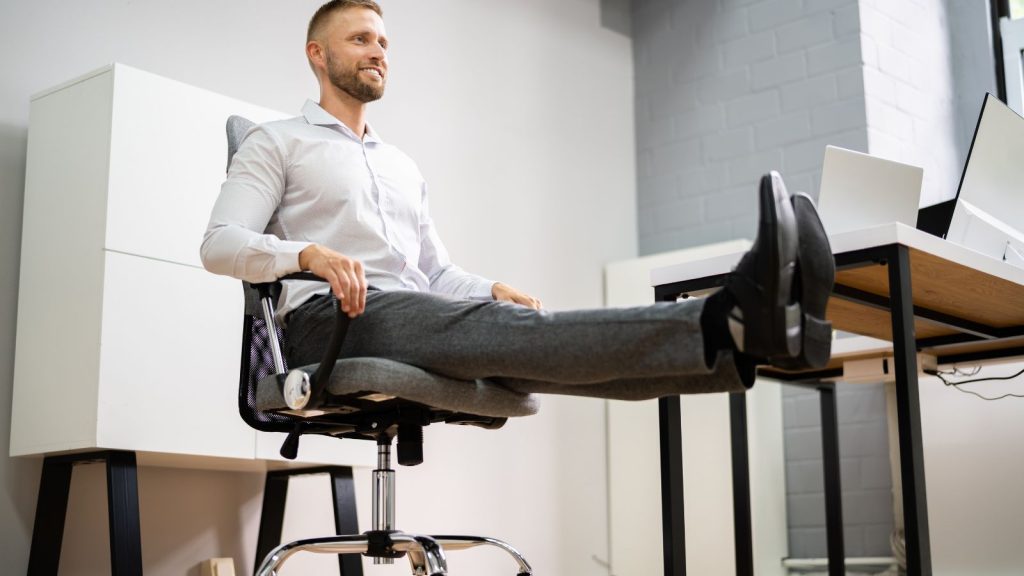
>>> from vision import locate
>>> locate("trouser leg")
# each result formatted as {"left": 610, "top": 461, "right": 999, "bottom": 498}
{"left": 284, "top": 289, "right": 747, "bottom": 393}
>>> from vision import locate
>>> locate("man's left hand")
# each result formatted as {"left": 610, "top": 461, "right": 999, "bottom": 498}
{"left": 492, "top": 282, "right": 543, "bottom": 310}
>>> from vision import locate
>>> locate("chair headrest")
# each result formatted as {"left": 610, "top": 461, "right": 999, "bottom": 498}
{"left": 226, "top": 115, "right": 256, "bottom": 172}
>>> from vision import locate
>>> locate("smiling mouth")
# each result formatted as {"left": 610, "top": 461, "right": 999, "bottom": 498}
{"left": 360, "top": 67, "right": 384, "bottom": 81}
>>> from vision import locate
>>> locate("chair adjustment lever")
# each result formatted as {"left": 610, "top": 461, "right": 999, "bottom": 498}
{"left": 280, "top": 424, "right": 302, "bottom": 460}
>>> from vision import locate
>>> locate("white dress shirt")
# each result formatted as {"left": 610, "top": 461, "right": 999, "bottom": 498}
{"left": 201, "top": 100, "right": 495, "bottom": 323}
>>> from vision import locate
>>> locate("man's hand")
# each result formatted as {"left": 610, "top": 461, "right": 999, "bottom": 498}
{"left": 492, "top": 282, "right": 543, "bottom": 310}
{"left": 299, "top": 245, "right": 367, "bottom": 318}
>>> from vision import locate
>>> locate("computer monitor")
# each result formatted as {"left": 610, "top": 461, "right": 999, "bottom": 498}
{"left": 917, "top": 93, "right": 1024, "bottom": 238}
{"left": 943, "top": 94, "right": 1024, "bottom": 265}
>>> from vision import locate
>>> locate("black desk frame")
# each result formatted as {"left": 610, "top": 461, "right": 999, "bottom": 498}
{"left": 655, "top": 242, "right": 1024, "bottom": 576}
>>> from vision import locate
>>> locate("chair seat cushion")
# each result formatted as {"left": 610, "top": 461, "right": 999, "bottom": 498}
{"left": 256, "top": 357, "right": 540, "bottom": 418}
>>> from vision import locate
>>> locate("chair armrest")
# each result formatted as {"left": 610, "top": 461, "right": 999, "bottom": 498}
{"left": 253, "top": 271, "right": 349, "bottom": 410}
{"left": 278, "top": 271, "right": 329, "bottom": 283}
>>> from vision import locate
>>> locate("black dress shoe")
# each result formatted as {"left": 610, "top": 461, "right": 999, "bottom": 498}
{"left": 723, "top": 171, "right": 802, "bottom": 360}
{"left": 774, "top": 192, "right": 835, "bottom": 369}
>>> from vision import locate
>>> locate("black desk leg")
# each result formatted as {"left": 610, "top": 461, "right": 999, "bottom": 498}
{"left": 819, "top": 384, "right": 846, "bottom": 576}
{"left": 105, "top": 451, "right": 143, "bottom": 576}
{"left": 730, "top": 393, "right": 754, "bottom": 576}
{"left": 888, "top": 245, "right": 932, "bottom": 575}
{"left": 331, "top": 468, "right": 363, "bottom": 576}
{"left": 659, "top": 396, "right": 686, "bottom": 576}
{"left": 27, "top": 457, "right": 74, "bottom": 575}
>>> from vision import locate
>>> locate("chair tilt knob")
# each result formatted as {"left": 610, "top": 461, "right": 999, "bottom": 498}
{"left": 283, "top": 370, "right": 312, "bottom": 410}
{"left": 397, "top": 423, "right": 423, "bottom": 466}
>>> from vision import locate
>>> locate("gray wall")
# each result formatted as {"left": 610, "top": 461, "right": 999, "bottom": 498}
{"left": 632, "top": 0, "right": 867, "bottom": 256}
{"left": 782, "top": 383, "right": 893, "bottom": 558}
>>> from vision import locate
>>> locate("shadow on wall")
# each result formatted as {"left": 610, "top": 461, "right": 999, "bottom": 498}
{"left": 0, "top": 121, "right": 40, "bottom": 572}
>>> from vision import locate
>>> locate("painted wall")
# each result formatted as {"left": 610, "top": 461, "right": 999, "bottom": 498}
{"left": 0, "top": 1, "right": 635, "bottom": 574}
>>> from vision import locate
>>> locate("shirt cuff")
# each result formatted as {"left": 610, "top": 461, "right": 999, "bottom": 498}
{"left": 274, "top": 240, "right": 314, "bottom": 276}
{"left": 470, "top": 278, "right": 497, "bottom": 300}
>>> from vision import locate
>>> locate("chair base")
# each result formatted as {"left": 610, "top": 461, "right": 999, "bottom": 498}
{"left": 255, "top": 530, "right": 533, "bottom": 576}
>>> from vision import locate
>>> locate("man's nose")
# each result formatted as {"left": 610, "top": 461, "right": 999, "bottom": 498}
{"left": 368, "top": 43, "right": 386, "bottom": 62}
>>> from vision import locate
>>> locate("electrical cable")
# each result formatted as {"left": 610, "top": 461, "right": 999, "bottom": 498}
{"left": 925, "top": 364, "right": 1024, "bottom": 401}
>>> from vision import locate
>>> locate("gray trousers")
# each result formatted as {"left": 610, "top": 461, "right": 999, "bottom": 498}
{"left": 284, "top": 289, "right": 748, "bottom": 400}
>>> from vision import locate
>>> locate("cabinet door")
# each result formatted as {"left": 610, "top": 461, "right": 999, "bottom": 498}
{"left": 105, "top": 64, "right": 286, "bottom": 267}
{"left": 96, "top": 251, "right": 254, "bottom": 459}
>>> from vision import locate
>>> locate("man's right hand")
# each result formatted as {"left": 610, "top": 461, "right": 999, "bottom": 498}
{"left": 298, "top": 245, "right": 367, "bottom": 318}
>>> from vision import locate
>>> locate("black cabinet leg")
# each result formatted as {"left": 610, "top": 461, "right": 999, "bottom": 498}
{"left": 819, "top": 384, "right": 846, "bottom": 576}
{"left": 27, "top": 456, "right": 74, "bottom": 576}
{"left": 106, "top": 451, "right": 143, "bottom": 576}
{"left": 331, "top": 467, "right": 363, "bottom": 576}
{"left": 255, "top": 473, "right": 289, "bottom": 574}
{"left": 254, "top": 466, "right": 362, "bottom": 575}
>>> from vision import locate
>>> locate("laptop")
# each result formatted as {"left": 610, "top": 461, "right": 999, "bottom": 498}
{"left": 816, "top": 145, "right": 924, "bottom": 237}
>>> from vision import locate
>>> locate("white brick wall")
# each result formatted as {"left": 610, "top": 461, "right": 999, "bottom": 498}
{"left": 634, "top": 0, "right": 868, "bottom": 255}
{"left": 859, "top": 0, "right": 961, "bottom": 206}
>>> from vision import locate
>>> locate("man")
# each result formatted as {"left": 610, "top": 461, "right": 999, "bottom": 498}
{"left": 201, "top": 0, "right": 834, "bottom": 397}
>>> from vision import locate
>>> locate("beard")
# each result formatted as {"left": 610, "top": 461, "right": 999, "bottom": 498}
{"left": 325, "top": 49, "right": 385, "bottom": 103}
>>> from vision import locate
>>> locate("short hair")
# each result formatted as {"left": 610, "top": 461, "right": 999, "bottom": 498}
{"left": 307, "top": 0, "right": 383, "bottom": 43}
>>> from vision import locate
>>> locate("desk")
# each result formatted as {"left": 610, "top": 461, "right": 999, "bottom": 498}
{"left": 651, "top": 223, "right": 1024, "bottom": 576}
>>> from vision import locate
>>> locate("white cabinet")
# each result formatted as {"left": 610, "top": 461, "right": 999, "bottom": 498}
{"left": 11, "top": 63, "right": 375, "bottom": 470}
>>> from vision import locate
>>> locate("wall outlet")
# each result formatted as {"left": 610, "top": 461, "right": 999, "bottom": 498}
{"left": 200, "top": 558, "right": 236, "bottom": 576}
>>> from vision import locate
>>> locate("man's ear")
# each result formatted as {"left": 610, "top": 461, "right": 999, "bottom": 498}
{"left": 306, "top": 40, "right": 325, "bottom": 71}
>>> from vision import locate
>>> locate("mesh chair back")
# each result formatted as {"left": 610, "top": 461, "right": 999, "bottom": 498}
{"left": 238, "top": 285, "right": 297, "bottom": 432}
{"left": 227, "top": 115, "right": 298, "bottom": 432}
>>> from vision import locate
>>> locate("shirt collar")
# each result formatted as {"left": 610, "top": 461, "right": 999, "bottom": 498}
{"left": 301, "top": 99, "right": 383, "bottom": 144}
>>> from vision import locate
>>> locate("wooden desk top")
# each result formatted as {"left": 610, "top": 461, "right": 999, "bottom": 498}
{"left": 651, "top": 223, "right": 1024, "bottom": 368}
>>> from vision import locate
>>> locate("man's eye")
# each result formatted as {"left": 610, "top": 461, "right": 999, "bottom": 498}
{"left": 354, "top": 36, "right": 365, "bottom": 43}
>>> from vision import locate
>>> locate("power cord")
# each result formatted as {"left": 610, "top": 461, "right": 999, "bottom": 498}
{"left": 924, "top": 365, "right": 1024, "bottom": 401}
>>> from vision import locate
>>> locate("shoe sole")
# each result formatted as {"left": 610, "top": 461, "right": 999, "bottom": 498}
{"left": 776, "top": 192, "right": 835, "bottom": 369}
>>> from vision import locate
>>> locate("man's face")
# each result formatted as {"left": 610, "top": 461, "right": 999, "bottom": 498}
{"left": 321, "top": 8, "right": 389, "bottom": 103}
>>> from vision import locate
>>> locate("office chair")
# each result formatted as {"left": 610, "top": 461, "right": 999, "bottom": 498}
{"left": 226, "top": 116, "right": 538, "bottom": 576}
